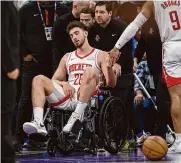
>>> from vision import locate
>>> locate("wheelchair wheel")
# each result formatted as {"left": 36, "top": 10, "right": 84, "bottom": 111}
{"left": 99, "top": 96, "right": 129, "bottom": 154}
{"left": 58, "top": 133, "right": 76, "bottom": 155}
{"left": 87, "top": 134, "right": 98, "bottom": 155}
{"left": 47, "top": 138, "right": 56, "bottom": 157}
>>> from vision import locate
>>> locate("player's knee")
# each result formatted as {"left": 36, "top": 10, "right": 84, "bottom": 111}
{"left": 32, "top": 75, "right": 46, "bottom": 86}
{"left": 83, "top": 67, "right": 98, "bottom": 82}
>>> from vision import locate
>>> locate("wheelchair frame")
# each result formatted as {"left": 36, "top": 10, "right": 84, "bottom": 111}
{"left": 44, "top": 88, "right": 129, "bottom": 156}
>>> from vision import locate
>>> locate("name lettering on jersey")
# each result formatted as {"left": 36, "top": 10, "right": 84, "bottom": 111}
{"left": 161, "top": 0, "right": 180, "bottom": 9}
{"left": 69, "top": 63, "right": 92, "bottom": 73}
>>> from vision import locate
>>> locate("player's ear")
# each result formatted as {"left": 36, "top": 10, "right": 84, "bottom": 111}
{"left": 84, "top": 30, "right": 88, "bottom": 37}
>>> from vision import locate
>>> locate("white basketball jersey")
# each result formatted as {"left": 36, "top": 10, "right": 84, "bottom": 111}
{"left": 66, "top": 48, "right": 102, "bottom": 99}
{"left": 154, "top": 0, "right": 181, "bottom": 43}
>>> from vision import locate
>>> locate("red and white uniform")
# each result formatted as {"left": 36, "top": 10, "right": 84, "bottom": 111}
{"left": 46, "top": 48, "right": 103, "bottom": 110}
{"left": 66, "top": 48, "right": 102, "bottom": 100}
{"left": 154, "top": 0, "right": 181, "bottom": 87}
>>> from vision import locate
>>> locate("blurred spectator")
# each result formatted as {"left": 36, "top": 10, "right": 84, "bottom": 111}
{"left": 134, "top": 54, "right": 155, "bottom": 103}
{"left": 12, "top": 1, "right": 69, "bottom": 152}
{"left": 89, "top": 1, "right": 142, "bottom": 147}
{"left": 89, "top": 2, "right": 133, "bottom": 74}
{"left": 134, "top": 56, "right": 156, "bottom": 146}
{"left": 52, "top": 0, "right": 90, "bottom": 71}
{"left": 89, "top": 0, "right": 96, "bottom": 9}
{"left": 2, "top": 2, "right": 20, "bottom": 162}
{"left": 80, "top": 8, "right": 95, "bottom": 28}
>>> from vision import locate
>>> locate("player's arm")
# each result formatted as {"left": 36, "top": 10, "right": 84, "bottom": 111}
{"left": 114, "top": 1, "right": 153, "bottom": 51}
{"left": 98, "top": 51, "right": 117, "bottom": 88}
{"left": 52, "top": 53, "right": 68, "bottom": 85}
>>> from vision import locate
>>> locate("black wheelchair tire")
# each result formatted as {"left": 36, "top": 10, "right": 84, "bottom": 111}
{"left": 99, "top": 96, "right": 129, "bottom": 154}
{"left": 87, "top": 134, "right": 98, "bottom": 155}
{"left": 47, "top": 138, "right": 56, "bottom": 157}
{"left": 58, "top": 133, "right": 77, "bottom": 155}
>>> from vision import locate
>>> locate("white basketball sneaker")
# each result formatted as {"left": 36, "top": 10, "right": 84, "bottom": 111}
{"left": 23, "top": 120, "right": 47, "bottom": 136}
{"left": 168, "top": 134, "right": 181, "bottom": 153}
{"left": 63, "top": 112, "right": 84, "bottom": 133}
{"left": 166, "top": 132, "right": 175, "bottom": 145}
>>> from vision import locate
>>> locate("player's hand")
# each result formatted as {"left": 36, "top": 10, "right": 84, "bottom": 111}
{"left": 133, "top": 61, "right": 138, "bottom": 72}
{"left": 7, "top": 68, "right": 19, "bottom": 80}
{"left": 112, "top": 63, "right": 121, "bottom": 78}
{"left": 62, "top": 82, "right": 75, "bottom": 99}
{"left": 107, "top": 48, "right": 120, "bottom": 67}
{"left": 134, "top": 92, "right": 144, "bottom": 105}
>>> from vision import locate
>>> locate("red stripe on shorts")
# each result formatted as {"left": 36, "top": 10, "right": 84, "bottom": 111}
{"left": 163, "top": 67, "right": 181, "bottom": 87}
{"left": 50, "top": 95, "right": 70, "bottom": 107}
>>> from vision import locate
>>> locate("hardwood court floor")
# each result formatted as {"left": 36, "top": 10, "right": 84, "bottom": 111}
{"left": 16, "top": 148, "right": 181, "bottom": 163}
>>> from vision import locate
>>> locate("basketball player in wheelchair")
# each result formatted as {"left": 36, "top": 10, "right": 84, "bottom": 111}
{"left": 22, "top": 21, "right": 128, "bottom": 154}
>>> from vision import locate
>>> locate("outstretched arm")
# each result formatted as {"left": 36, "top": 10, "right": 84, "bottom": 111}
{"left": 108, "top": 1, "right": 154, "bottom": 67}
{"left": 114, "top": 1, "right": 153, "bottom": 51}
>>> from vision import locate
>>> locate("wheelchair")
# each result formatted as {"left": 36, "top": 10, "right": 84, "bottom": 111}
{"left": 44, "top": 87, "right": 129, "bottom": 156}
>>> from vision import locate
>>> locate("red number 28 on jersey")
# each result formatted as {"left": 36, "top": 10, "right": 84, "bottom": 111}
{"left": 169, "top": 11, "right": 181, "bottom": 31}
{"left": 74, "top": 74, "right": 83, "bottom": 85}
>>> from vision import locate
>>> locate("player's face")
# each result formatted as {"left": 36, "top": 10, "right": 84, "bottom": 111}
{"left": 95, "top": 5, "right": 112, "bottom": 25}
{"left": 80, "top": 13, "right": 94, "bottom": 28}
{"left": 69, "top": 27, "right": 87, "bottom": 48}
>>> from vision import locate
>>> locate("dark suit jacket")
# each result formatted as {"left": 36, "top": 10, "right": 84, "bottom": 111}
{"left": 2, "top": 1, "right": 20, "bottom": 76}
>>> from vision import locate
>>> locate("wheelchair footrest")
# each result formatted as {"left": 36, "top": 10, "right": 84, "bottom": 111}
{"left": 71, "top": 120, "right": 83, "bottom": 135}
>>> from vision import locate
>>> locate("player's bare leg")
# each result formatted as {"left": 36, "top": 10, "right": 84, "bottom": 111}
{"left": 32, "top": 75, "right": 54, "bottom": 108}
{"left": 78, "top": 67, "right": 99, "bottom": 102}
{"left": 63, "top": 67, "right": 99, "bottom": 133}
{"left": 23, "top": 75, "right": 55, "bottom": 135}
{"left": 168, "top": 83, "right": 181, "bottom": 153}
{"left": 169, "top": 83, "right": 181, "bottom": 133}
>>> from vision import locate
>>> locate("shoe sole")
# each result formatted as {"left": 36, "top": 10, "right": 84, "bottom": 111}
{"left": 23, "top": 124, "right": 48, "bottom": 136}
{"left": 23, "top": 124, "right": 38, "bottom": 134}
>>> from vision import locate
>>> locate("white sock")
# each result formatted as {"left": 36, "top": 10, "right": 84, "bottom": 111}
{"left": 33, "top": 107, "right": 44, "bottom": 123}
{"left": 74, "top": 101, "right": 87, "bottom": 116}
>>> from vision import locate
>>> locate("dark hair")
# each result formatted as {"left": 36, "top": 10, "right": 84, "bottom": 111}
{"left": 95, "top": 1, "right": 113, "bottom": 12}
{"left": 80, "top": 8, "right": 95, "bottom": 18}
{"left": 67, "top": 21, "right": 88, "bottom": 33}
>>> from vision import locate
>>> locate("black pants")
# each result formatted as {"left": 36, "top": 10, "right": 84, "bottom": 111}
{"left": 13, "top": 61, "right": 52, "bottom": 143}
{"left": 111, "top": 74, "right": 142, "bottom": 136}
{"left": 136, "top": 104, "right": 157, "bottom": 133}
{"left": 154, "top": 74, "right": 172, "bottom": 137}
{"left": 2, "top": 73, "right": 16, "bottom": 163}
